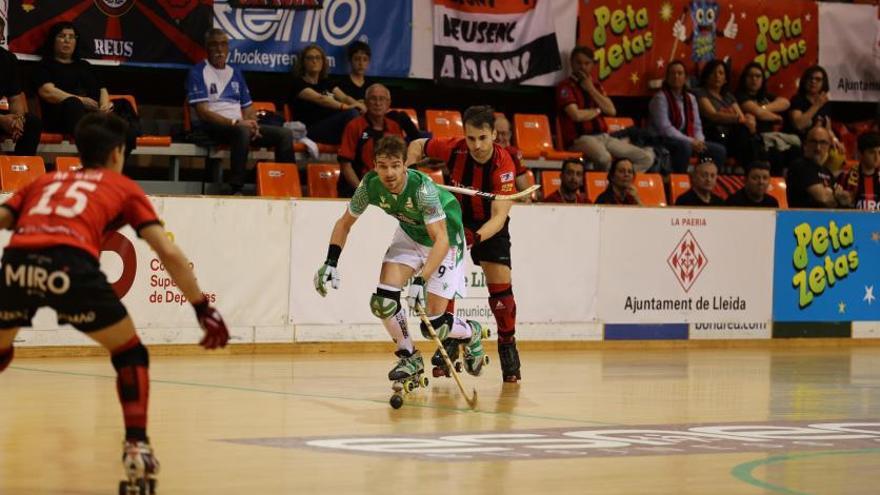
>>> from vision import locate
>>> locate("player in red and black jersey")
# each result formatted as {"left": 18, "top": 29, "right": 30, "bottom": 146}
{"left": 406, "top": 105, "right": 523, "bottom": 383}
{"left": 0, "top": 113, "right": 228, "bottom": 491}
{"left": 838, "top": 132, "right": 880, "bottom": 211}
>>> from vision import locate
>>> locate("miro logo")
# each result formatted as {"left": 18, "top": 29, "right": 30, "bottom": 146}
{"left": 215, "top": 0, "right": 366, "bottom": 45}
{"left": 791, "top": 221, "right": 859, "bottom": 309}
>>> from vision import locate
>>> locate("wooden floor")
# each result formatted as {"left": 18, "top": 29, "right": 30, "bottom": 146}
{"left": 1, "top": 344, "right": 879, "bottom": 494}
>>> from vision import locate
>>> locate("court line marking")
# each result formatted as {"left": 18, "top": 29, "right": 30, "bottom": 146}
{"left": 730, "top": 448, "right": 880, "bottom": 495}
{"left": 8, "top": 365, "right": 618, "bottom": 426}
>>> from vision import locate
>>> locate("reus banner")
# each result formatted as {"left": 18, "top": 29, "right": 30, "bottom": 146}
{"left": 577, "top": 0, "right": 818, "bottom": 96}
{"left": 433, "top": 0, "right": 562, "bottom": 88}
{"left": 8, "top": 0, "right": 212, "bottom": 67}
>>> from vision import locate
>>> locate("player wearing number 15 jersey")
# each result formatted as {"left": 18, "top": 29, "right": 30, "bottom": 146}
{"left": 314, "top": 135, "right": 488, "bottom": 386}
{"left": 0, "top": 113, "right": 229, "bottom": 493}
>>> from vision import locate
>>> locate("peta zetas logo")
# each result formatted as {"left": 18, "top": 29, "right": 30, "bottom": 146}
{"left": 792, "top": 220, "right": 859, "bottom": 308}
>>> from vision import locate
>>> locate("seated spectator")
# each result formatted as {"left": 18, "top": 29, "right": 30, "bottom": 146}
{"left": 649, "top": 60, "right": 725, "bottom": 172}
{"left": 675, "top": 159, "right": 725, "bottom": 206}
{"left": 786, "top": 65, "right": 846, "bottom": 174}
{"left": 836, "top": 131, "right": 880, "bottom": 210}
{"left": 736, "top": 62, "right": 800, "bottom": 177}
{"left": 337, "top": 41, "right": 372, "bottom": 102}
{"left": 0, "top": 45, "right": 41, "bottom": 155}
{"left": 694, "top": 59, "right": 761, "bottom": 169}
{"left": 543, "top": 159, "right": 589, "bottom": 204}
{"left": 595, "top": 158, "right": 641, "bottom": 205}
{"left": 725, "top": 161, "right": 779, "bottom": 208}
{"left": 187, "top": 29, "right": 294, "bottom": 195}
{"left": 34, "top": 22, "right": 137, "bottom": 155}
{"left": 786, "top": 126, "right": 848, "bottom": 208}
{"left": 287, "top": 44, "right": 361, "bottom": 144}
{"left": 493, "top": 114, "right": 532, "bottom": 196}
{"left": 337, "top": 83, "right": 404, "bottom": 197}
{"left": 556, "top": 46, "right": 653, "bottom": 172}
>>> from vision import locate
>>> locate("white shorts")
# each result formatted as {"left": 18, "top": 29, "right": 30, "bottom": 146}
{"left": 383, "top": 227, "right": 467, "bottom": 301}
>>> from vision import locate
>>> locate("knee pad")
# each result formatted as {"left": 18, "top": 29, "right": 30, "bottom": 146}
{"left": 111, "top": 339, "right": 150, "bottom": 371}
{"left": 421, "top": 313, "right": 453, "bottom": 341}
{"left": 370, "top": 288, "right": 401, "bottom": 319}
{"left": 0, "top": 347, "right": 14, "bottom": 373}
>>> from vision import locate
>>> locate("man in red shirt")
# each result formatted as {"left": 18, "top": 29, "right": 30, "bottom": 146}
{"left": 543, "top": 159, "right": 589, "bottom": 204}
{"left": 406, "top": 105, "right": 522, "bottom": 382}
{"left": 337, "top": 84, "right": 405, "bottom": 197}
{"left": 0, "top": 113, "right": 228, "bottom": 491}
{"left": 837, "top": 132, "right": 880, "bottom": 210}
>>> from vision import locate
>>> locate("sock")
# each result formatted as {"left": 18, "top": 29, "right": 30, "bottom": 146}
{"left": 488, "top": 283, "right": 516, "bottom": 343}
{"left": 111, "top": 336, "right": 150, "bottom": 442}
{"left": 377, "top": 285, "right": 413, "bottom": 353}
{"left": 448, "top": 314, "right": 472, "bottom": 339}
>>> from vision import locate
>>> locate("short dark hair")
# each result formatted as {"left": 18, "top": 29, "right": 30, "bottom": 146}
{"left": 858, "top": 132, "right": 880, "bottom": 153}
{"left": 41, "top": 22, "right": 81, "bottom": 60}
{"left": 662, "top": 60, "right": 689, "bottom": 91}
{"left": 74, "top": 113, "right": 129, "bottom": 169}
{"left": 204, "top": 28, "right": 227, "bottom": 46}
{"left": 347, "top": 40, "right": 371, "bottom": 61}
{"left": 561, "top": 158, "right": 585, "bottom": 174}
{"left": 374, "top": 135, "right": 407, "bottom": 161}
{"left": 745, "top": 161, "right": 771, "bottom": 175}
{"left": 463, "top": 105, "right": 495, "bottom": 130}
{"left": 607, "top": 157, "right": 633, "bottom": 181}
{"left": 570, "top": 46, "right": 594, "bottom": 63}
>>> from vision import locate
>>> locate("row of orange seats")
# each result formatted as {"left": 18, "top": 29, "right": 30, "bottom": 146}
{"left": 0, "top": 155, "right": 81, "bottom": 192}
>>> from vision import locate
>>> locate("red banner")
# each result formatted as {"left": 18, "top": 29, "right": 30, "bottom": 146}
{"left": 577, "top": 0, "right": 818, "bottom": 96}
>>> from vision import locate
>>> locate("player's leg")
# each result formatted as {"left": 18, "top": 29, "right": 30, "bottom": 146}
{"left": 0, "top": 249, "right": 41, "bottom": 373}
{"left": 0, "top": 328, "right": 21, "bottom": 373}
{"left": 377, "top": 233, "right": 424, "bottom": 382}
{"left": 479, "top": 252, "right": 521, "bottom": 382}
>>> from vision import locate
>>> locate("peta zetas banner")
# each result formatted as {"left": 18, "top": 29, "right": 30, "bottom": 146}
{"left": 214, "top": 0, "right": 411, "bottom": 76}
{"left": 8, "top": 0, "right": 211, "bottom": 67}
{"left": 773, "top": 211, "right": 880, "bottom": 323}
{"left": 433, "top": 0, "right": 562, "bottom": 88}
{"left": 577, "top": 0, "right": 818, "bottom": 96}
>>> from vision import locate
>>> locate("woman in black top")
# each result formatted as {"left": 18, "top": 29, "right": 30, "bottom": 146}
{"left": 785, "top": 65, "right": 845, "bottom": 172}
{"left": 286, "top": 44, "right": 361, "bottom": 145}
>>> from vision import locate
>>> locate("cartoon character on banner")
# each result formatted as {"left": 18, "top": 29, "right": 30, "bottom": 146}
{"left": 672, "top": 0, "right": 738, "bottom": 64}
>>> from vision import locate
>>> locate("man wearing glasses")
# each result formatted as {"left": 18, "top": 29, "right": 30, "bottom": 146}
{"left": 786, "top": 126, "right": 849, "bottom": 208}
{"left": 336, "top": 84, "right": 405, "bottom": 197}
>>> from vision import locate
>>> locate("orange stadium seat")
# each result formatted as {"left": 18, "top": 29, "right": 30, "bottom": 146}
{"left": 392, "top": 108, "right": 419, "bottom": 129}
{"left": 256, "top": 162, "right": 302, "bottom": 198}
{"left": 0, "top": 156, "right": 45, "bottom": 192}
{"left": 767, "top": 177, "right": 788, "bottom": 209}
{"left": 307, "top": 163, "right": 340, "bottom": 198}
{"left": 634, "top": 173, "right": 666, "bottom": 206}
{"left": 513, "top": 113, "right": 581, "bottom": 160}
{"left": 425, "top": 110, "right": 464, "bottom": 138}
{"left": 541, "top": 170, "right": 561, "bottom": 199}
{"left": 585, "top": 171, "right": 608, "bottom": 203}
{"left": 251, "top": 101, "right": 276, "bottom": 114}
{"left": 521, "top": 169, "right": 539, "bottom": 201}
{"left": 417, "top": 167, "right": 444, "bottom": 185}
{"left": 669, "top": 173, "right": 691, "bottom": 204}
{"left": 110, "top": 94, "right": 172, "bottom": 147}
{"left": 55, "top": 156, "right": 83, "bottom": 172}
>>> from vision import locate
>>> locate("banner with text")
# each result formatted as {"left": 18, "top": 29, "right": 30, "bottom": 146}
{"left": 576, "top": 0, "right": 818, "bottom": 96}
{"left": 597, "top": 208, "right": 775, "bottom": 326}
{"left": 819, "top": 3, "right": 880, "bottom": 102}
{"left": 8, "top": 0, "right": 211, "bottom": 67}
{"left": 433, "top": 0, "right": 562, "bottom": 87}
{"left": 214, "top": 0, "right": 411, "bottom": 75}
{"left": 773, "top": 211, "right": 880, "bottom": 323}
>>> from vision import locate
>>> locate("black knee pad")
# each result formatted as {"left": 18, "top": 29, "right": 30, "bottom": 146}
{"left": 420, "top": 313, "right": 453, "bottom": 340}
{"left": 111, "top": 342, "right": 150, "bottom": 371}
{"left": 0, "top": 347, "right": 14, "bottom": 373}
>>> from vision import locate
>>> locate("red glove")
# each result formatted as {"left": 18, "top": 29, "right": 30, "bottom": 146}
{"left": 192, "top": 299, "right": 229, "bottom": 349}
{"left": 464, "top": 229, "right": 481, "bottom": 249}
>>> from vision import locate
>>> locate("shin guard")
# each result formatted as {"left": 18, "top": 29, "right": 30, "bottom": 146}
{"left": 111, "top": 337, "right": 150, "bottom": 442}
{"left": 488, "top": 283, "right": 516, "bottom": 343}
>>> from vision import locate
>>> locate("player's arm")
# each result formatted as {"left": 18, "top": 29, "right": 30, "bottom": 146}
{"left": 329, "top": 209, "right": 359, "bottom": 250}
{"left": 477, "top": 200, "right": 513, "bottom": 241}
{"left": 406, "top": 138, "right": 428, "bottom": 166}
{"left": 422, "top": 219, "right": 449, "bottom": 281}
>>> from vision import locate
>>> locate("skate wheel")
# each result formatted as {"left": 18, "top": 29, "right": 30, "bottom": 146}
{"left": 405, "top": 380, "right": 416, "bottom": 393}
{"left": 390, "top": 393, "right": 404, "bottom": 409}
{"left": 454, "top": 361, "right": 463, "bottom": 373}
{"left": 392, "top": 382, "right": 403, "bottom": 393}
{"left": 483, "top": 328, "right": 491, "bottom": 339}
{"left": 482, "top": 355, "right": 490, "bottom": 366}
{"left": 419, "top": 375, "right": 429, "bottom": 388}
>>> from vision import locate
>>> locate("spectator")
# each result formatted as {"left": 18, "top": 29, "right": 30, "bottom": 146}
{"left": 595, "top": 158, "right": 641, "bottom": 205}
{"left": 725, "top": 161, "right": 779, "bottom": 208}
{"left": 34, "top": 22, "right": 137, "bottom": 155}
{"left": 287, "top": 44, "right": 361, "bottom": 145}
{"left": 649, "top": 60, "right": 726, "bottom": 172}
{"left": 493, "top": 114, "right": 532, "bottom": 196}
{"left": 556, "top": 46, "right": 653, "bottom": 171}
{"left": 786, "top": 65, "right": 846, "bottom": 174}
{"left": 694, "top": 59, "right": 761, "bottom": 169}
{"left": 337, "top": 41, "right": 372, "bottom": 102}
{"left": 337, "top": 83, "right": 404, "bottom": 197}
{"left": 187, "top": 29, "right": 295, "bottom": 195}
{"left": 736, "top": 62, "right": 800, "bottom": 176}
{"left": 836, "top": 131, "right": 880, "bottom": 210}
{"left": 675, "top": 159, "right": 725, "bottom": 206}
{"left": 786, "top": 126, "right": 848, "bottom": 208}
{"left": 0, "top": 45, "right": 41, "bottom": 156}
{"left": 543, "top": 159, "right": 589, "bottom": 204}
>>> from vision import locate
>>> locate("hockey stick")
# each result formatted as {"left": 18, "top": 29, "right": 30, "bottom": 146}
{"left": 413, "top": 302, "right": 478, "bottom": 410}
{"left": 438, "top": 183, "right": 541, "bottom": 201}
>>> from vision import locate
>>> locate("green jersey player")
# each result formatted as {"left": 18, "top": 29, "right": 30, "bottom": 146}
{"left": 314, "top": 136, "right": 487, "bottom": 384}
